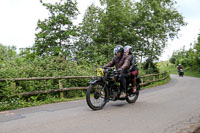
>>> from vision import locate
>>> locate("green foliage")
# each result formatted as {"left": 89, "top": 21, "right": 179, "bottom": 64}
{"left": 0, "top": 44, "right": 17, "bottom": 62}
{"left": 159, "top": 61, "right": 200, "bottom": 78}
{"left": 169, "top": 52, "right": 177, "bottom": 64}
{"left": 34, "top": 0, "right": 79, "bottom": 57}
{"left": 135, "top": 0, "right": 186, "bottom": 60}
{"left": 143, "top": 73, "right": 170, "bottom": 89}
{"left": 99, "top": 0, "right": 137, "bottom": 44}
{"left": 75, "top": 0, "right": 186, "bottom": 65}
{"left": 0, "top": 94, "right": 86, "bottom": 111}
{"left": 0, "top": 45, "right": 95, "bottom": 101}
{"left": 142, "top": 57, "right": 159, "bottom": 74}
{"left": 169, "top": 33, "right": 200, "bottom": 70}
{"left": 194, "top": 35, "right": 200, "bottom": 66}
{"left": 33, "top": 0, "right": 187, "bottom": 69}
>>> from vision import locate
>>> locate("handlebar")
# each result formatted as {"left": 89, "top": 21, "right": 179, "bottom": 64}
{"left": 102, "top": 67, "right": 113, "bottom": 69}
{"left": 102, "top": 67, "right": 123, "bottom": 74}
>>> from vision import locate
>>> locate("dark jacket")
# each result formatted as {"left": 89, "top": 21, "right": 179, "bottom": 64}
{"left": 129, "top": 54, "right": 138, "bottom": 72}
{"left": 177, "top": 66, "right": 183, "bottom": 71}
{"left": 104, "top": 54, "right": 131, "bottom": 70}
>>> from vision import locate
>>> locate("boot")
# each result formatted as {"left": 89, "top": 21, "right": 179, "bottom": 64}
{"left": 119, "top": 92, "right": 126, "bottom": 98}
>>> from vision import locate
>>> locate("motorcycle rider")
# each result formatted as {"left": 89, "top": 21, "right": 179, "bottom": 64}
{"left": 177, "top": 64, "right": 183, "bottom": 76}
{"left": 104, "top": 45, "right": 131, "bottom": 98}
{"left": 124, "top": 45, "right": 139, "bottom": 93}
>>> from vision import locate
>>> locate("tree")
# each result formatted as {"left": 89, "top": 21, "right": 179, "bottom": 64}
{"left": 0, "top": 43, "right": 17, "bottom": 62}
{"left": 75, "top": 4, "right": 104, "bottom": 62}
{"left": 75, "top": 0, "right": 138, "bottom": 63}
{"left": 169, "top": 51, "right": 177, "bottom": 64}
{"left": 135, "top": 0, "right": 186, "bottom": 60}
{"left": 34, "top": 0, "right": 79, "bottom": 57}
{"left": 75, "top": 0, "right": 186, "bottom": 66}
{"left": 194, "top": 34, "right": 200, "bottom": 67}
{"left": 170, "top": 33, "right": 200, "bottom": 69}
{"left": 97, "top": 0, "right": 137, "bottom": 45}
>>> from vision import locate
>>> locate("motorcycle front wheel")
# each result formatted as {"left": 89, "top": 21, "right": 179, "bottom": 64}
{"left": 86, "top": 82, "right": 108, "bottom": 110}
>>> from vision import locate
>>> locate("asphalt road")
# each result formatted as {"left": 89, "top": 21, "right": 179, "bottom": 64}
{"left": 0, "top": 74, "right": 200, "bottom": 133}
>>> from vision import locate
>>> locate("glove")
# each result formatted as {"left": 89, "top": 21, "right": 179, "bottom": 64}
{"left": 117, "top": 68, "right": 124, "bottom": 73}
{"left": 101, "top": 66, "right": 107, "bottom": 69}
{"left": 117, "top": 68, "right": 123, "bottom": 71}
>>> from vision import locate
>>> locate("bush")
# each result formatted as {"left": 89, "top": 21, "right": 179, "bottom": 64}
{"left": 142, "top": 58, "right": 159, "bottom": 74}
{"left": 0, "top": 54, "right": 95, "bottom": 100}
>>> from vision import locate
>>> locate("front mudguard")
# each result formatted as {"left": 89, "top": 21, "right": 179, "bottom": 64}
{"left": 89, "top": 80, "right": 98, "bottom": 85}
{"left": 89, "top": 77, "right": 104, "bottom": 85}
{"left": 88, "top": 78, "right": 109, "bottom": 102}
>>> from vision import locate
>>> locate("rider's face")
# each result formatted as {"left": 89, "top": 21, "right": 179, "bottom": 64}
{"left": 116, "top": 52, "right": 121, "bottom": 57}
{"left": 125, "top": 49, "right": 129, "bottom": 55}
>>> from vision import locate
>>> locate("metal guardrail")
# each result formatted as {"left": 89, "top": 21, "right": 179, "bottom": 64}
{"left": 0, "top": 72, "right": 168, "bottom": 98}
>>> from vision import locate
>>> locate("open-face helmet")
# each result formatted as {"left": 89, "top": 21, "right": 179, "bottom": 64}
{"left": 114, "top": 45, "right": 124, "bottom": 55}
{"left": 124, "top": 45, "right": 133, "bottom": 54}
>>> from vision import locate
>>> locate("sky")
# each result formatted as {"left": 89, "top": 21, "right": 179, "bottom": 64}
{"left": 0, "top": 0, "right": 200, "bottom": 61}
{"left": 160, "top": 0, "right": 200, "bottom": 60}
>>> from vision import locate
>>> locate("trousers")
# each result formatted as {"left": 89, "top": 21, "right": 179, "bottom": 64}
{"left": 118, "top": 72, "right": 129, "bottom": 93}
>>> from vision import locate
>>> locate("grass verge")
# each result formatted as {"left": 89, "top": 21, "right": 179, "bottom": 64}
{"left": 158, "top": 61, "right": 200, "bottom": 78}
{"left": 0, "top": 96, "right": 86, "bottom": 112}
{"left": 142, "top": 75, "right": 171, "bottom": 89}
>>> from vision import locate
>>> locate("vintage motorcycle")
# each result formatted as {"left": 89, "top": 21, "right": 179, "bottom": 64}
{"left": 86, "top": 67, "right": 141, "bottom": 110}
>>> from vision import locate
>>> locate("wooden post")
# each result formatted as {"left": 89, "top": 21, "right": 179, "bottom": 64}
{"left": 59, "top": 80, "right": 64, "bottom": 98}
{"left": 165, "top": 72, "right": 167, "bottom": 79}
{"left": 13, "top": 81, "right": 16, "bottom": 94}
{"left": 153, "top": 75, "right": 155, "bottom": 82}
{"left": 141, "top": 78, "right": 144, "bottom": 88}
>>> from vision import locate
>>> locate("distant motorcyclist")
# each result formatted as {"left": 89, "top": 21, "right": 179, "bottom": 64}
{"left": 177, "top": 64, "right": 183, "bottom": 71}
{"left": 104, "top": 45, "right": 131, "bottom": 98}
{"left": 177, "top": 64, "right": 184, "bottom": 76}
{"left": 124, "top": 45, "right": 139, "bottom": 93}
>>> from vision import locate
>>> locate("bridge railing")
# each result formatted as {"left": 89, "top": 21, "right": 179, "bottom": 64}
{"left": 0, "top": 72, "right": 168, "bottom": 98}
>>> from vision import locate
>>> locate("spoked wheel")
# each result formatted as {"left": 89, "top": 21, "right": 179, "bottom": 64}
{"left": 86, "top": 82, "right": 107, "bottom": 110}
{"left": 126, "top": 83, "right": 140, "bottom": 103}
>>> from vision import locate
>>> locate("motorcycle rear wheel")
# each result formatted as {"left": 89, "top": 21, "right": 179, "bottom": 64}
{"left": 126, "top": 83, "right": 140, "bottom": 103}
{"left": 86, "top": 82, "right": 107, "bottom": 110}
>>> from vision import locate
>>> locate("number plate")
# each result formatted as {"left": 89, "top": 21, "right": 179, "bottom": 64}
{"left": 97, "top": 68, "right": 104, "bottom": 76}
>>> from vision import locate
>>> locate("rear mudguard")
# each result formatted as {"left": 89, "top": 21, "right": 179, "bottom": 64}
{"left": 136, "top": 77, "right": 141, "bottom": 83}
{"left": 136, "top": 77, "right": 141, "bottom": 92}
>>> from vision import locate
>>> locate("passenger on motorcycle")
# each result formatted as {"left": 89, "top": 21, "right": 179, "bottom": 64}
{"left": 124, "top": 45, "right": 139, "bottom": 93}
{"left": 104, "top": 45, "right": 131, "bottom": 98}
{"left": 177, "top": 64, "right": 183, "bottom": 76}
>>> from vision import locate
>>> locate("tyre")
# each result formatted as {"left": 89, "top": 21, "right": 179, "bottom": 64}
{"left": 86, "top": 82, "right": 108, "bottom": 110}
{"left": 180, "top": 72, "right": 184, "bottom": 77}
{"left": 126, "top": 83, "right": 140, "bottom": 103}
